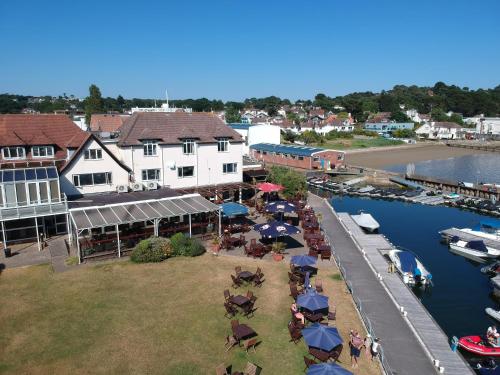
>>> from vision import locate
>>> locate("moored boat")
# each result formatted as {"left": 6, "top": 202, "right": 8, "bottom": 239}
{"left": 351, "top": 212, "right": 380, "bottom": 233}
{"left": 482, "top": 261, "right": 500, "bottom": 277}
{"left": 388, "top": 249, "right": 432, "bottom": 286}
{"left": 458, "top": 335, "right": 500, "bottom": 357}
{"left": 449, "top": 237, "right": 500, "bottom": 260}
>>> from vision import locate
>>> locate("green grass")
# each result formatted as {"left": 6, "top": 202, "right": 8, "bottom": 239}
{"left": 64, "top": 256, "right": 79, "bottom": 266}
{"left": 317, "top": 138, "right": 404, "bottom": 150}
{"left": 0, "top": 255, "right": 381, "bottom": 375}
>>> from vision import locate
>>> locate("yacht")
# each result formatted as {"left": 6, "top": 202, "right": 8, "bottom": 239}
{"left": 388, "top": 249, "right": 432, "bottom": 286}
{"left": 351, "top": 212, "right": 380, "bottom": 233}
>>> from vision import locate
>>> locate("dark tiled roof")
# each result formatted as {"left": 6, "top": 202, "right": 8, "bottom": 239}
{"left": 433, "top": 122, "right": 462, "bottom": 129}
{"left": 118, "top": 112, "right": 243, "bottom": 146}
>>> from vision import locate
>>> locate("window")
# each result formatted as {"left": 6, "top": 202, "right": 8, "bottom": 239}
{"left": 223, "top": 163, "right": 237, "bottom": 174}
{"left": 73, "top": 172, "right": 112, "bottom": 187}
{"left": 217, "top": 138, "right": 229, "bottom": 152}
{"left": 177, "top": 166, "right": 194, "bottom": 178}
{"left": 313, "top": 157, "right": 320, "bottom": 162}
{"left": 2, "top": 147, "right": 25, "bottom": 160}
{"left": 298, "top": 156, "right": 304, "bottom": 161}
{"left": 182, "top": 139, "right": 195, "bottom": 155}
{"left": 262, "top": 151, "right": 267, "bottom": 155}
{"left": 142, "top": 169, "right": 160, "bottom": 181}
{"left": 337, "top": 153, "right": 344, "bottom": 160}
{"left": 143, "top": 140, "right": 157, "bottom": 156}
{"left": 32, "top": 146, "right": 54, "bottom": 158}
{"left": 84, "top": 149, "right": 102, "bottom": 160}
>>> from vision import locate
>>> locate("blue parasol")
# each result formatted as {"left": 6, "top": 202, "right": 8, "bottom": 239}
{"left": 265, "top": 201, "right": 296, "bottom": 214}
{"left": 307, "top": 363, "right": 352, "bottom": 375}
{"left": 253, "top": 220, "right": 300, "bottom": 239}
{"left": 297, "top": 289, "right": 329, "bottom": 312}
{"left": 302, "top": 323, "right": 344, "bottom": 352}
{"left": 291, "top": 254, "right": 317, "bottom": 268}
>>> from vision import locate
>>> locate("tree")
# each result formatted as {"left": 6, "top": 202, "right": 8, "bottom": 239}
{"left": 85, "top": 84, "right": 104, "bottom": 124}
{"left": 390, "top": 111, "right": 410, "bottom": 122}
{"left": 430, "top": 107, "right": 448, "bottom": 122}
{"left": 299, "top": 130, "right": 322, "bottom": 145}
{"left": 267, "top": 166, "right": 307, "bottom": 199}
{"left": 225, "top": 106, "right": 241, "bottom": 123}
{"left": 392, "top": 129, "right": 415, "bottom": 138}
{"left": 282, "top": 130, "right": 297, "bottom": 143}
{"left": 116, "top": 95, "right": 125, "bottom": 110}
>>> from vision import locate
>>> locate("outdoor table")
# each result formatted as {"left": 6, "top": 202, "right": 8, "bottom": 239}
{"left": 304, "top": 233, "right": 324, "bottom": 241}
{"left": 309, "top": 348, "right": 330, "bottom": 362}
{"left": 230, "top": 295, "right": 250, "bottom": 306}
{"left": 317, "top": 244, "right": 331, "bottom": 253}
{"left": 238, "top": 271, "right": 255, "bottom": 281}
{"left": 232, "top": 324, "right": 256, "bottom": 341}
{"left": 226, "top": 236, "right": 241, "bottom": 246}
{"left": 305, "top": 312, "right": 324, "bottom": 323}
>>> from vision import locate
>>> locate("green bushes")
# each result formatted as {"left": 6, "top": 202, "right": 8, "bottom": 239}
{"left": 130, "top": 237, "right": 169, "bottom": 263}
{"left": 169, "top": 233, "right": 205, "bottom": 257}
{"left": 130, "top": 233, "right": 205, "bottom": 263}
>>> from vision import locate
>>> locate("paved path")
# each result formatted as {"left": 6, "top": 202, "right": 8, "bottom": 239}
{"left": 48, "top": 237, "right": 70, "bottom": 272}
{"left": 308, "top": 193, "right": 473, "bottom": 375}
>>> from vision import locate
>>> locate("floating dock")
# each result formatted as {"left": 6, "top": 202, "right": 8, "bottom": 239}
{"left": 439, "top": 228, "right": 500, "bottom": 251}
{"left": 308, "top": 193, "right": 473, "bottom": 374}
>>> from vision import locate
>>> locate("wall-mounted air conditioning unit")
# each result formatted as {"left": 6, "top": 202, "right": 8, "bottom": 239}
{"left": 116, "top": 184, "right": 128, "bottom": 193}
{"left": 146, "top": 181, "right": 158, "bottom": 190}
{"left": 131, "top": 182, "right": 143, "bottom": 192}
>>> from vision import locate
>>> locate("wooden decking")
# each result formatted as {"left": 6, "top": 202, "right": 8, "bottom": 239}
{"left": 337, "top": 212, "right": 473, "bottom": 375}
{"left": 440, "top": 228, "right": 500, "bottom": 251}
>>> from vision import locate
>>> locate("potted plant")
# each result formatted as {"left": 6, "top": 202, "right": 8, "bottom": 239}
{"left": 211, "top": 235, "right": 221, "bottom": 255}
{"left": 271, "top": 241, "right": 286, "bottom": 261}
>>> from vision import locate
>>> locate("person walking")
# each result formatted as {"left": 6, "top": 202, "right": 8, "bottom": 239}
{"left": 371, "top": 338, "right": 381, "bottom": 361}
{"left": 350, "top": 330, "right": 363, "bottom": 368}
{"left": 364, "top": 334, "right": 372, "bottom": 359}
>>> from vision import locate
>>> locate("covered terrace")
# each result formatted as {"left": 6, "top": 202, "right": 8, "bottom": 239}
{"left": 68, "top": 193, "right": 221, "bottom": 263}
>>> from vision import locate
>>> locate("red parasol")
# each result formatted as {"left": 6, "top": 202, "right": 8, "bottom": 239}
{"left": 256, "top": 182, "right": 284, "bottom": 193}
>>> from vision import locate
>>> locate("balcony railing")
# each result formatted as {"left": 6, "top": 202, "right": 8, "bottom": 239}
{"left": 0, "top": 194, "right": 69, "bottom": 221}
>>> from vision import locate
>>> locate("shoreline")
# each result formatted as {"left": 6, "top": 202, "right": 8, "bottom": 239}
{"left": 344, "top": 143, "right": 487, "bottom": 169}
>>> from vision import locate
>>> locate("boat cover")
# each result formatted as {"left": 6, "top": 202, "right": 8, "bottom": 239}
{"left": 467, "top": 240, "right": 489, "bottom": 252}
{"left": 398, "top": 251, "right": 418, "bottom": 273}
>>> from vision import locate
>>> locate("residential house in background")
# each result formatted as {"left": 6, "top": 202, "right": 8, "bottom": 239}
{"left": 115, "top": 112, "right": 244, "bottom": 189}
{"left": 228, "top": 123, "right": 280, "bottom": 155}
{"left": 364, "top": 122, "right": 414, "bottom": 135}
{"left": 464, "top": 115, "right": 500, "bottom": 136}
{"left": 250, "top": 143, "right": 344, "bottom": 170}
{"left": 317, "top": 118, "right": 354, "bottom": 135}
{"left": 415, "top": 121, "right": 463, "bottom": 139}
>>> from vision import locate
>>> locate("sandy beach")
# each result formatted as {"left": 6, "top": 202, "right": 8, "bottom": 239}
{"left": 344, "top": 143, "right": 487, "bottom": 169}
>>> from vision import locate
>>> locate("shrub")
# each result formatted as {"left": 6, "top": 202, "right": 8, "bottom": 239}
{"left": 130, "top": 237, "right": 169, "bottom": 263}
{"left": 170, "top": 233, "right": 205, "bottom": 257}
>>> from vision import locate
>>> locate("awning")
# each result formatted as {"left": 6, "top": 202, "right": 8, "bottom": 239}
{"left": 220, "top": 202, "right": 248, "bottom": 217}
{"left": 69, "top": 193, "right": 220, "bottom": 230}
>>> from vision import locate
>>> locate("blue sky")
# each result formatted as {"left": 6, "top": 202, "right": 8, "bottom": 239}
{"left": 1, "top": 0, "right": 499, "bottom": 100}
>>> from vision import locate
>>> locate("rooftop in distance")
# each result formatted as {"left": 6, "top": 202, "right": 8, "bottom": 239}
{"left": 250, "top": 142, "right": 332, "bottom": 157}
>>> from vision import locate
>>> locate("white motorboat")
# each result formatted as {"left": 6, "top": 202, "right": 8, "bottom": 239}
{"left": 449, "top": 237, "right": 500, "bottom": 259}
{"left": 388, "top": 249, "right": 432, "bottom": 286}
{"left": 453, "top": 220, "right": 500, "bottom": 241}
{"left": 486, "top": 307, "right": 500, "bottom": 322}
{"left": 351, "top": 212, "right": 380, "bottom": 233}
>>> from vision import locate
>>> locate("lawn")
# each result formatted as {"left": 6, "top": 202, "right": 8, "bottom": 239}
{"left": 317, "top": 138, "right": 404, "bottom": 150}
{"left": 0, "top": 254, "right": 381, "bottom": 375}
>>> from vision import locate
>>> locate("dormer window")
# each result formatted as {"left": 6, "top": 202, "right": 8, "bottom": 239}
{"left": 32, "top": 146, "right": 54, "bottom": 158}
{"left": 217, "top": 138, "right": 229, "bottom": 152}
{"left": 182, "top": 139, "right": 195, "bottom": 155}
{"left": 143, "top": 140, "right": 157, "bottom": 156}
{"left": 2, "top": 146, "right": 25, "bottom": 160}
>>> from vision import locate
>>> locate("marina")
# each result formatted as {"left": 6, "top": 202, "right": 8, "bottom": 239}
{"left": 309, "top": 193, "right": 473, "bottom": 374}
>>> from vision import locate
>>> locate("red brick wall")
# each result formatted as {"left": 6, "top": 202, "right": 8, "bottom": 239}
{"left": 251, "top": 149, "right": 345, "bottom": 170}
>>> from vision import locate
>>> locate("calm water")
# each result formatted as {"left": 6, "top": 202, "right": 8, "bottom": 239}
{"left": 385, "top": 153, "right": 500, "bottom": 184}
{"left": 323, "top": 193, "right": 498, "bottom": 339}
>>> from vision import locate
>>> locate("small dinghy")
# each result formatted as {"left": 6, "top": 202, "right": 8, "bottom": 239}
{"left": 482, "top": 261, "right": 500, "bottom": 277}
{"left": 476, "top": 359, "right": 499, "bottom": 375}
{"left": 351, "top": 212, "right": 380, "bottom": 233}
{"left": 458, "top": 336, "right": 500, "bottom": 357}
{"left": 449, "top": 237, "right": 500, "bottom": 260}
{"left": 486, "top": 308, "right": 500, "bottom": 323}
{"left": 388, "top": 249, "right": 432, "bottom": 286}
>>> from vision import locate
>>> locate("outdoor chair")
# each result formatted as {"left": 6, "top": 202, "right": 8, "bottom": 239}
{"left": 235, "top": 266, "right": 242, "bottom": 275}
{"left": 244, "top": 338, "right": 258, "bottom": 353}
{"left": 253, "top": 274, "right": 264, "bottom": 288}
{"left": 215, "top": 363, "right": 230, "bottom": 375}
{"left": 253, "top": 248, "right": 265, "bottom": 259}
{"left": 315, "top": 278, "right": 324, "bottom": 293}
{"left": 239, "top": 235, "right": 246, "bottom": 247}
{"left": 231, "top": 274, "right": 243, "bottom": 289}
{"left": 256, "top": 267, "right": 263, "bottom": 277}
{"left": 250, "top": 239, "right": 257, "bottom": 248}
{"left": 242, "top": 302, "right": 255, "bottom": 318}
{"left": 224, "top": 289, "right": 233, "bottom": 301}
{"left": 289, "top": 327, "right": 302, "bottom": 344}
{"left": 308, "top": 249, "right": 319, "bottom": 258}
{"left": 303, "top": 356, "right": 317, "bottom": 371}
{"left": 231, "top": 319, "right": 240, "bottom": 332}
{"left": 291, "top": 314, "right": 305, "bottom": 329}
{"left": 328, "top": 307, "right": 336, "bottom": 321}
{"left": 249, "top": 295, "right": 257, "bottom": 304}
{"left": 224, "top": 302, "right": 238, "bottom": 319}
{"left": 321, "top": 250, "right": 332, "bottom": 260}
{"left": 329, "top": 344, "right": 343, "bottom": 362}
{"left": 225, "top": 335, "right": 238, "bottom": 352}
{"left": 246, "top": 290, "right": 253, "bottom": 299}
{"left": 243, "top": 362, "right": 261, "bottom": 375}
{"left": 244, "top": 245, "right": 253, "bottom": 257}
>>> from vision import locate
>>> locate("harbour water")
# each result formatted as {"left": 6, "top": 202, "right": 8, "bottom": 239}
{"left": 385, "top": 153, "right": 500, "bottom": 184}
{"left": 322, "top": 193, "right": 498, "bottom": 341}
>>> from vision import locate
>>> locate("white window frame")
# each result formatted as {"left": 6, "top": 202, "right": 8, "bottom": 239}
{"left": 2, "top": 147, "right": 25, "bottom": 160}
{"left": 177, "top": 166, "right": 195, "bottom": 178}
{"left": 72, "top": 172, "right": 113, "bottom": 187}
{"left": 84, "top": 149, "right": 103, "bottom": 160}
{"left": 223, "top": 163, "right": 237, "bottom": 174}
{"left": 182, "top": 139, "right": 195, "bottom": 155}
{"left": 217, "top": 138, "right": 229, "bottom": 152}
{"left": 143, "top": 140, "right": 158, "bottom": 157}
{"left": 32, "top": 146, "right": 54, "bottom": 158}
{"left": 141, "top": 169, "right": 160, "bottom": 181}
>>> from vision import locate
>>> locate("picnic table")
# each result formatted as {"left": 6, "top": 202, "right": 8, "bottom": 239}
{"left": 309, "top": 348, "right": 330, "bottom": 362}
{"left": 304, "top": 233, "right": 324, "bottom": 241}
{"left": 230, "top": 295, "right": 250, "bottom": 306}
{"left": 232, "top": 323, "right": 256, "bottom": 341}
{"left": 304, "top": 312, "right": 324, "bottom": 323}
{"left": 224, "top": 236, "right": 241, "bottom": 248}
{"left": 303, "top": 222, "right": 320, "bottom": 230}
{"left": 317, "top": 244, "right": 331, "bottom": 252}
{"left": 238, "top": 271, "right": 255, "bottom": 281}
